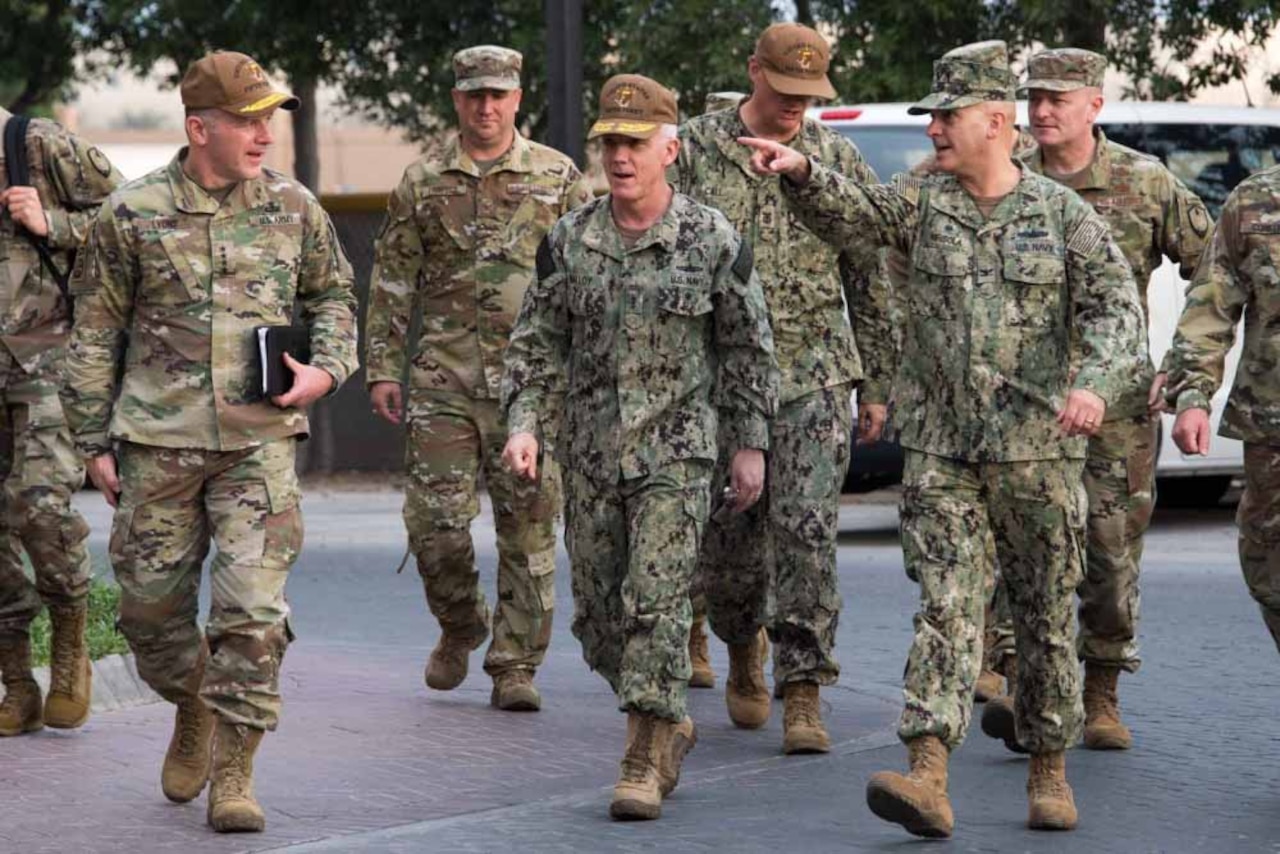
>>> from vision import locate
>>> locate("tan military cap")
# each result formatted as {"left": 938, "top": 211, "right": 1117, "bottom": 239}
{"left": 754, "top": 22, "right": 837, "bottom": 100}
{"left": 453, "top": 45, "right": 523, "bottom": 92}
{"left": 1019, "top": 48, "right": 1107, "bottom": 95}
{"left": 180, "top": 51, "right": 299, "bottom": 118}
{"left": 908, "top": 40, "right": 1016, "bottom": 115}
{"left": 588, "top": 74, "right": 679, "bottom": 140}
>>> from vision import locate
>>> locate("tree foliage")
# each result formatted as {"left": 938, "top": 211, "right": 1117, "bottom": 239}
{"left": 1, "top": 0, "right": 109, "bottom": 114}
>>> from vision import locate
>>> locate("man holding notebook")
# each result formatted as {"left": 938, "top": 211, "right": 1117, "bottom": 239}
{"left": 61, "top": 50, "right": 357, "bottom": 834}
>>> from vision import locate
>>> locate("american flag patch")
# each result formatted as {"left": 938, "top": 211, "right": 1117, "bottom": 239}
{"left": 1066, "top": 217, "right": 1107, "bottom": 257}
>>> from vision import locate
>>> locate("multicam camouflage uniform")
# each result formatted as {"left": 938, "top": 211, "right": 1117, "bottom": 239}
{"left": 974, "top": 50, "right": 1214, "bottom": 676}
{"left": 674, "top": 107, "right": 891, "bottom": 686}
{"left": 1164, "top": 164, "right": 1280, "bottom": 653}
{"left": 61, "top": 153, "right": 358, "bottom": 729}
{"left": 501, "top": 193, "right": 778, "bottom": 720}
{"left": 366, "top": 128, "right": 592, "bottom": 675}
{"left": 785, "top": 111, "right": 1146, "bottom": 750}
{"left": 0, "top": 109, "right": 120, "bottom": 641}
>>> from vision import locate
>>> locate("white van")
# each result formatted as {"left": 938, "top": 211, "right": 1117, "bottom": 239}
{"left": 818, "top": 102, "right": 1280, "bottom": 503}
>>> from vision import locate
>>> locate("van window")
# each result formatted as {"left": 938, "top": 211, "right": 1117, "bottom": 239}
{"left": 835, "top": 127, "right": 933, "bottom": 181}
{"left": 1105, "top": 123, "right": 1280, "bottom": 218}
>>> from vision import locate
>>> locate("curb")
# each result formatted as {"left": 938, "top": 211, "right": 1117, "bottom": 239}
{"left": 30, "top": 653, "right": 161, "bottom": 713}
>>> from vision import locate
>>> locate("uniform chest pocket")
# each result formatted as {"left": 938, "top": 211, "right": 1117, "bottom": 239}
{"left": 137, "top": 233, "right": 206, "bottom": 305}
{"left": 568, "top": 276, "right": 607, "bottom": 318}
{"left": 418, "top": 187, "right": 473, "bottom": 253}
{"left": 502, "top": 191, "right": 561, "bottom": 266}
{"left": 657, "top": 284, "right": 714, "bottom": 317}
{"left": 1002, "top": 254, "right": 1065, "bottom": 327}
{"left": 910, "top": 246, "right": 968, "bottom": 319}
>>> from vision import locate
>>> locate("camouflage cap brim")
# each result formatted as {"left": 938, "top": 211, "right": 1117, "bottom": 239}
{"left": 455, "top": 74, "right": 521, "bottom": 92}
{"left": 224, "top": 91, "right": 300, "bottom": 118}
{"left": 587, "top": 119, "right": 662, "bottom": 140}
{"left": 906, "top": 91, "right": 991, "bottom": 115}
{"left": 1017, "top": 78, "right": 1093, "bottom": 96}
{"left": 761, "top": 67, "right": 837, "bottom": 101}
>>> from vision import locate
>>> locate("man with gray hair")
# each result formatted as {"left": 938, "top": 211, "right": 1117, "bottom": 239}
{"left": 366, "top": 45, "right": 592, "bottom": 712}
{"left": 739, "top": 40, "right": 1146, "bottom": 835}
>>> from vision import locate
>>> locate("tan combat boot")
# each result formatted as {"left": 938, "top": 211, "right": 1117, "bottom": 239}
{"left": 655, "top": 715, "right": 697, "bottom": 796}
{"left": 0, "top": 633, "right": 42, "bottom": 736}
{"left": 782, "top": 681, "right": 830, "bottom": 754}
{"left": 688, "top": 617, "right": 715, "bottom": 689}
{"left": 1027, "top": 750, "right": 1078, "bottom": 830}
{"left": 490, "top": 669, "right": 541, "bottom": 711}
{"left": 725, "top": 628, "right": 769, "bottom": 728}
{"left": 980, "top": 656, "right": 1027, "bottom": 754}
{"left": 975, "top": 627, "right": 1006, "bottom": 703}
{"left": 1082, "top": 663, "right": 1132, "bottom": 750}
{"left": 44, "top": 603, "right": 91, "bottom": 729}
{"left": 610, "top": 711, "right": 663, "bottom": 821}
{"left": 208, "top": 720, "right": 266, "bottom": 833}
{"left": 425, "top": 632, "right": 475, "bottom": 691}
{"left": 866, "top": 736, "right": 954, "bottom": 838}
{"left": 162, "top": 697, "right": 216, "bottom": 802}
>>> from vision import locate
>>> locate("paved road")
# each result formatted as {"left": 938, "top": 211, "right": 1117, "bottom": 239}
{"left": 0, "top": 488, "right": 1275, "bottom": 853}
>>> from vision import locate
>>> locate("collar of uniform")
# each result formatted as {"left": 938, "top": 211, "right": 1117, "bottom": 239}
{"left": 581, "top": 187, "right": 683, "bottom": 260}
{"left": 929, "top": 165, "right": 1042, "bottom": 230}
{"left": 1026, "top": 126, "right": 1111, "bottom": 191}
{"left": 444, "top": 132, "right": 533, "bottom": 177}
{"left": 711, "top": 108, "right": 818, "bottom": 177}
{"left": 167, "top": 150, "right": 269, "bottom": 216}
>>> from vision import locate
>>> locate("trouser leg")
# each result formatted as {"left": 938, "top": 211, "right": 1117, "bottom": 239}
{"left": 988, "top": 459, "right": 1087, "bottom": 754}
{"left": 112, "top": 444, "right": 210, "bottom": 705}
{"left": 897, "top": 452, "right": 989, "bottom": 749}
{"left": 769, "top": 386, "right": 850, "bottom": 687}
{"left": 403, "top": 394, "right": 489, "bottom": 645}
{"left": 202, "top": 440, "right": 301, "bottom": 730}
{"left": 1238, "top": 443, "right": 1280, "bottom": 653}
{"left": 478, "top": 399, "right": 559, "bottom": 675}
{"left": 1077, "top": 414, "right": 1155, "bottom": 671}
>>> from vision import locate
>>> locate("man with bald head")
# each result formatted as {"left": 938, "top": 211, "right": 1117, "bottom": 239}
{"left": 739, "top": 41, "right": 1146, "bottom": 836}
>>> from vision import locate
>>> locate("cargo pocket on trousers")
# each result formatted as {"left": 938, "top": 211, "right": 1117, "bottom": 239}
{"left": 262, "top": 477, "right": 304, "bottom": 570}
{"left": 528, "top": 547, "right": 557, "bottom": 612}
{"left": 108, "top": 505, "right": 136, "bottom": 566}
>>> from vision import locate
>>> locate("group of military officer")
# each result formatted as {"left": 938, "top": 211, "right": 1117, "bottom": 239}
{"left": 1, "top": 15, "right": 1278, "bottom": 840}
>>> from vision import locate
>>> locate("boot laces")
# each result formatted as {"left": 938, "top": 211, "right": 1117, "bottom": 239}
{"left": 219, "top": 729, "right": 250, "bottom": 796}
{"left": 620, "top": 718, "right": 655, "bottom": 783}
{"left": 786, "top": 691, "right": 821, "bottom": 729}
{"left": 176, "top": 702, "right": 205, "bottom": 758}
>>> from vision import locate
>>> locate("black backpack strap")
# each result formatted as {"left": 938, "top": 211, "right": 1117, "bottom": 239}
{"left": 3, "top": 114, "right": 75, "bottom": 318}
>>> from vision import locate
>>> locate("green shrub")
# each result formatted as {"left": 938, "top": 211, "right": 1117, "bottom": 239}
{"left": 31, "top": 579, "right": 130, "bottom": 667}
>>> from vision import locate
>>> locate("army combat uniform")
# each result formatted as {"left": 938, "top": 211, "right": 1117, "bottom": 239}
{"left": 366, "top": 47, "right": 593, "bottom": 693}
{"left": 0, "top": 107, "right": 122, "bottom": 734}
{"left": 785, "top": 58, "right": 1145, "bottom": 761}
{"left": 982, "top": 51, "right": 1212, "bottom": 683}
{"left": 1164, "top": 164, "right": 1280, "bottom": 654}
{"left": 674, "top": 28, "right": 893, "bottom": 707}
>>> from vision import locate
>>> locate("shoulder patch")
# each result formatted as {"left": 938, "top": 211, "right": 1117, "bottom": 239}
{"left": 535, "top": 236, "right": 555, "bottom": 281}
{"left": 731, "top": 239, "right": 754, "bottom": 283}
{"left": 1189, "top": 203, "right": 1211, "bottom": 237}
{"left": 1067, "top": 216, "right": 1108, "bottom": 258}
{"left": 86, "top": 146, "right": 113, "bottom": 178}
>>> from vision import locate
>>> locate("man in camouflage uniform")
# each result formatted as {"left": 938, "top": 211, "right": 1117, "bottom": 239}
{"left": 741, "top": 41, "right": 1146, "bottom": 836}
{"left": 978, "top": 48, "right": 1212, "bottom": 754}
{"left": 365, "top": 46, "right": 592, "bottom": 712}
{"left": 61, "top": 52, "right": 357, "bottom": 833}
{"left": 0, "top": 109, "right": 121, "bottom": 736}
{"left": 1161, "top": 164, "right": 1280, "bottom": 658}
{"left": 501, "top": 74, "right": 777, "bottom": 821}
{"left": 673, "top": 22, "right": 892, "bottom": 750}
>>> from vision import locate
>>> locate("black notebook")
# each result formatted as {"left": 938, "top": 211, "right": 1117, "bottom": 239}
{"left": 255, "top": 325, "right": 311, "bottom": 398}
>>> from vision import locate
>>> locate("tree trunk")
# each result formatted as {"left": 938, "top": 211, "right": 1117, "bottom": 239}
{"left": 290, "top": 75, "right": 320, "bottom": 191}
{"left": 794, "top": 0, "right": 814, "bottom": 27}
